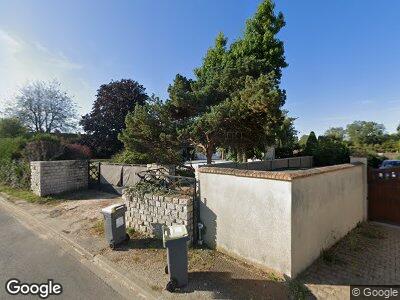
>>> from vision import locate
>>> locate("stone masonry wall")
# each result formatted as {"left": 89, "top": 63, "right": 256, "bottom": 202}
{"left": 31, "top": 160, "right": 88, "bottom": 196}
{"left": 123, "top": 192, "right": 194, "bottom": 242}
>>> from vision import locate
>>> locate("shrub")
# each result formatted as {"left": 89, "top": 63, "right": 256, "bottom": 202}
{"left": 313, "top": 137, "right": 350, "bottom": 166}
{"left": 0, "top": 160, "right": 30, "bottom": 189}
{"left": 288, "top": 280, "right": 311, "bottom": 300}
{"left": 321, "top": 248, "right": 338, "bottom": 265}
{"left": 367, "top": 154, "right": 387, "bottom": 168}
{"left": 0, "top": 137, "right": 26, "bottom": 161}
{"left": 0, "top": 137, "right": 30, "bottom": 189}
{"left": 63, "top": 144, "right": 92, "bottom": 160}
{"left": 175, "top": 166, "right": 195, "bottom": 178}
{"left": 303, "top": 135, "right": 350, "bottom": 167}
{"left": 350, "top": 146, "right": 387, "bottom": 168}
{"left": 112, "top": 150, "right": 148, "bottom": 164}
{"left": 23, "top": 134, "right": 64, "bottom": 161}
{"left": 0, "top": 118, "right": 27, "bottom": 138}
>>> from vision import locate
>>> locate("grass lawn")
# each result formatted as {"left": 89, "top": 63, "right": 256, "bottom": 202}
{"left": 0, "top": 185, "right": 55, "bottom": 203}
{"left": 0, "top": 185, "right": 116, "bottom": 204}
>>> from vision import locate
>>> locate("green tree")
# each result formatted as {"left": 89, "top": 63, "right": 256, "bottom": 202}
{"left": 218, "top": 0, "right": 287, "bottom": 161}
{"left": 192, "top": 32, "right": 230, "bottom": 107}
{"left": 166, "top": 0, "right": 288, "bottom": 163}
{"left": 118, "top": 97, "right": 182, "bottom": 165}
{"left": 8, "top": 80, "right": 77, "bottom": 133}
{"left": 166, "top": 74, "right": 197, "bottom": 122}
{"left": 346, "top": 121, "right": 385, "bottom": 145}
{"left": 0, "top": 137, "right": 26, "bottom": 161}
{"left": 174, "top": 33, "right": 230, "bottom": 163}
{"left": 0, "top": 118, "right": 27, "bottom": 138}
{"left": 313, "top": 136, "right": 350, "bottom": 166}
{"left": 275, "top": 115, "right": 298, "bottom": 158}
{"left": 80, "top": 79, "right": 148, "bottom": 158}
{"left": 228, "top": 0, "right": 287, "bottom": 89}
{"left": 304, "top": 131, "right": 318, "bottom": 156}
{"left": 216, "top": 74, "right": 286, "bottom": 161}
{"left": 378, "top": 137, "right": 400, "bottom": 152}
{"left": 298, "top": 134, "right": 309, "bottom": 148}
{"left": 324, "top": 127, "right": 346, "bottom": 141}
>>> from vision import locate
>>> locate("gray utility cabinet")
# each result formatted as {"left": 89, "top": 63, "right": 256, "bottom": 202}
{"left": 101, "top": 203, "right": 130, "bottom": 249}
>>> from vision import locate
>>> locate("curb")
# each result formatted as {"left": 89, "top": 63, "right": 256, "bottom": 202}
{"left": 0, "top": 194, "right": 162, "bottom": 300}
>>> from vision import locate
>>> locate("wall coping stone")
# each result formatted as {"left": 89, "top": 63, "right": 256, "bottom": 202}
{"left": 100, "top": 162, "right": 147, "bottom": 167}
{"left": 199, "top": 163, "right": 362, "bottom": 181}
{"left": 31, "top": 160, "right": 88, "bottom": 164}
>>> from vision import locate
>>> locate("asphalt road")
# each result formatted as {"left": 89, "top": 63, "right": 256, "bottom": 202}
{"left": 0, "top": 206, "right": 124, "bottom": 300}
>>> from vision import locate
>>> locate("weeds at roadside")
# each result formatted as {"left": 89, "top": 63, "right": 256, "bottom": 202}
{"left": 319, "top": 222, "right": 386, "bottom": 267}
{"left": 126, "top": 227, "right": 136, "bottom": 236}
{"left": 0, "top": 185, "right": 112, "bottom": 205}
{"left": 91, "top": 219, "right": 104, "bottom": 236}
{"left": 0, "top": 185, "right": 55, "bottom": 204}
{"left": 267, "top": 272, "right": 283, "bottom": 282}
{"left": 356, "top": 223, "right": 386, "bottom": 239}
{"left": 346, "top": 232, "right": 361, "bottom": 251}
{"left": 321, "top": 247, "right": 341, "bottom": 265}
{"left": 188, "top": 247, "right": 216, "bottom": 271}
{"left": 288, "top": 280, "right": 311, "bottom": 300}
{"left": 150, "top": 285, "right": 163, "bottom": 292}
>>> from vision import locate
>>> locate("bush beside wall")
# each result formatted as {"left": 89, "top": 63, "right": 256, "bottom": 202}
{"left": 0, "top": 160, "right": 30, "bottom": 189}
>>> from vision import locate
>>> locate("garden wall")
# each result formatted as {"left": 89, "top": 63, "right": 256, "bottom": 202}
{"left": 31, "top": 160, "right": 88, "bottom": 196}
{"left": 199, "top": 172, "right": 293, "bottom": 275}
{"left": 202, "top": 156, "right": 313, "bottom": 171}
{"left": 96, "top": 163, "right": 176, "bottom": 194}
{"left": 199, "top": 161, "right": 366, "bottom": 277}
{"left": 123, "top": 191, "right": 194, "bottom": 242}
{"left": 291, "top": 164, "right": 365, "bottom": 277}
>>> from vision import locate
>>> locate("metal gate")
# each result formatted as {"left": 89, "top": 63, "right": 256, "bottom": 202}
{"left": 88, "top": 161, "right": 101, "bottom": 188}
{"left": 368, "top": 166, "right": 400, "bottom": 225}
{"left": 87, "top": 161, "right": 148, "bottom": 194}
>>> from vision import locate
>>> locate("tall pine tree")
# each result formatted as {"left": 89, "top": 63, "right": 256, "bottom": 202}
{"left": 167, "top": 0, "right": 288, "bottom": 163}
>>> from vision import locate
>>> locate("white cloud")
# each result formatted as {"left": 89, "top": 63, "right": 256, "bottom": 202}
{"left": 0, "top": 30, "right": 21, "bottom": 51}
{"left": 359, "top": 99, "right": 374, "bottom": 105}
{"left": 0, "top": 29, "right": 93, "bottom": 115}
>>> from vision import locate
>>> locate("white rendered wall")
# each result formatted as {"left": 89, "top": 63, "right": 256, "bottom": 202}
{"left": 290, "top": 165, "right": 365, "bottom": 276}
{"left": 199, "top": 172, "right": 293, "bottom": 275}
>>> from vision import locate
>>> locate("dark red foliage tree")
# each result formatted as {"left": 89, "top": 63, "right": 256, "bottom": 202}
{"left": 80, "top": 79, "right": 148, "bottom": 158}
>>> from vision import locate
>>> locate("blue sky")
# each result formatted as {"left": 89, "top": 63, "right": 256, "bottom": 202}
{"left": 0, "top": 0, "right": 399, "bottom": 136}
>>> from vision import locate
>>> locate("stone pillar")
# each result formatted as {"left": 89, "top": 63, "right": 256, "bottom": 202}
{"left": 30, "top": 160, "right": 88, "bottom": 196}
{"left": 350, "top": 157, "right": 368, "bottom": 221}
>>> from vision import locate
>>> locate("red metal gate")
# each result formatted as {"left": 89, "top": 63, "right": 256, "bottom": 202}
{"left": 368, "top": 166, "right": 400, "bottom": 225}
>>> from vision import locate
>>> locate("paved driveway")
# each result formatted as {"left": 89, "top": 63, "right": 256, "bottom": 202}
{"left": 299, "top": 222, "right": 400, "bottom": 299}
